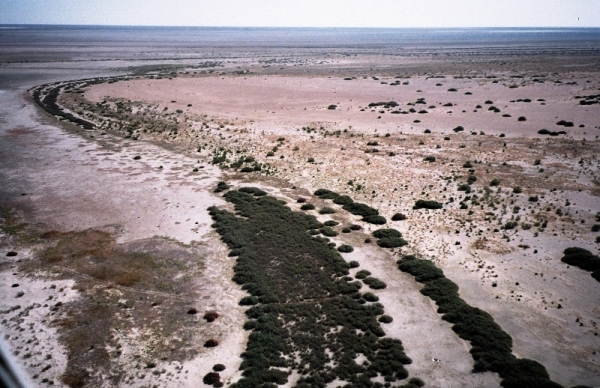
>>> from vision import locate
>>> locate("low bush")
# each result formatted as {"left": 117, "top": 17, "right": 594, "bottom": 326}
{"left": 301, "top": 203, "right": 316, "bottom": 211}
{"left": 319, "top": 207, "right": 336, "bottom": 215}
{"left": 324, "top": 220, "right": 339, "bottom": 227}
{"left": 333, "top": 195, "right": 354, "bottom": 205}
{"left": 392, "top": 213, "right": 407, "bottom": 221}
{"left": 424, "top": 156, "right": 436, "bottom": 162}
{"left": 355, "top": 270, "right": 371, "bottom": 279}
{"left": 414, "top": 200, "right": 443, "bottom": 210}
{"left": 320, "top": 226, "right": 339, "bottom": 237}
{"left": 239, "top": 187, "right": 267, "bottom": 196}
{"left": 214, "top": 181, "right": 230, "bottom": 193}
{"left": 363, "top": 292, "right": 379, "bottom": 302}
{"left": 343, "top": 202, "right": 379, "bottom": 217}
{"left": 362, "top": 215, "right": 387, "bottom": 225}
{"left": 314, "top": 189, "right": 340, "bottom": 199}
{"left": 337, "top": 244, "right": 354, "bottom": 253}
{"left": 458, "top": 184, "right": 471, "bottom": 193}
{"left": 490, "top": 179, "right": 500, "bottom": 186}
{"left": 350, "top": 224, "right": 363, "bottom": 230}
{"left": 378, "top": 315, "right": 393, "bottom": 323}
{"left": 363, "top": 277, "right": 387, "bottom": 289}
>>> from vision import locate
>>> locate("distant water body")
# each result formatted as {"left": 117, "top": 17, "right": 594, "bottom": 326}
{"left": 2, "top": 25, "right": 600, "bottom": 49}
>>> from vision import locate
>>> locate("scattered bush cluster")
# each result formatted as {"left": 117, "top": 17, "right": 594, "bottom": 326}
{"left": 314, "top": 189, "right": 387, "bottom": 225}
{"left": 208, "top": 189, "right": 417, "bottom": 386}
{"left": 561, "top": 247, "right": 600, "bottom": 283}
{"left": 398, "top": 255, "right": 561, "bottom": 388}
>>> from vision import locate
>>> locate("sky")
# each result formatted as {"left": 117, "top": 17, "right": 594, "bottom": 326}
{"left": 1, "top": 0, "right": 599, "bottom": 28}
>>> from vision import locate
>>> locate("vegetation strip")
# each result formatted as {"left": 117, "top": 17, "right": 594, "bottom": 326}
{"left": 208, "top": 188, "right": 421, "bottom": 388}
{"left": 397, "top": 255, "right": 562, "bottom": 388}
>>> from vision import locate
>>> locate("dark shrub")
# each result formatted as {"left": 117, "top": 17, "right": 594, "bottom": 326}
{"left": 350, "top": 224, "right": 363, "bottom": 230}
{"left": 239, "top": 296, "right": 259, "bottom": 306}
{"left": 342, "top": 227, "right": 351, "bottom": 233}
{"left": 414, "top": 200, "right": 442, "bottom": 210}
{"left": 324, "top": 220, "right": 339, "bottom": 226}
{"left": 458, "top": 184, "right": 471, "bottom": 193}
{"left": 349, "top": 260, "right": 360, "bottom": 268}
{"left": 314, "top": 189, "right": 340, "bottom": 199}
{"left": 320, "top": 226, "right": 339, "bottom": 237}
{"left": 214, "top": 181, "right": 230, "bottom": 193}
{"left": 333, "top": 195, "right": 354, "bottom": 205}
{"left": 392, "top": 213, "right": 407, "bottom": 221}
{"left": 203, "top": 372, "right": 221, "bottom": 385}
{"left": 355, "top": 270, "right": 371, "bottom": 279}
{"left": 337, "top": 245, "right": 354, "bottom": 253}
{"left": 301, "top": 203, "right": 315, "bottom": 210}
{"left": 453, "top": 126, "right": 464, "bottom": 132}
{"left": 591, "top": 224, "right": 600, "bottom": 232}
{"left": 373, "top": 229, "right": 402, "bottom": 239}
{"left": 204, "top": 311, "right": 219, "bottom": 322}
{"left": 213, "top": 364, "right": 226, "bottom": 372}
{"left": 187, "top": 308, "right": 198, "bottom": 315}
{"left": 319, "top": 207, "right": 336, "bottom": 215}
{"left": 363, "top": 215, "right": 387, "bottom": 225}
{"left": 328, "top": 104, "right": 337, "bottom": 110}
{"left": 363, "top": 277, "right": 387, "bottom": 289}
{"left": 378, "top": 315, "right": 393, "bottom": 323}
{"left": 463, "top": 160, "right": 473, "bottom": 168}
{"left": 424, "top": 156, "right": 436, "bottom": 162}
{"left": 239, "top": 187, "right": 267, "bottom": 196}
{"left": 518, "top": 116, "right": 527, "bottom": 122}
{"left": 204, "top": 339, "right": 219, "bottom": 347}
{"left": 343, "top": 202, "right": 379, "bottom": 217}
{"left": 363, "top": 292, "right": 379, "bottom": 302}
{"left": 490, "top": 179, "right": 500, "bottom": 186}
{"left": 296, "top": 197, "right": 307, "bottom": 203}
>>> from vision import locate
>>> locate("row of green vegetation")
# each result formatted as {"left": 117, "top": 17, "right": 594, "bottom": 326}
{"left": 32, "top": 84, "right": 96, "bottom": 130}
{"left": 397, "top": 255, "right": 561, "bottom": 388}
{"left": 560, "top": 247, "right": 600, "bottom": 283}
{"left": 208, "top": 188, "right": 420, "bottom": 387}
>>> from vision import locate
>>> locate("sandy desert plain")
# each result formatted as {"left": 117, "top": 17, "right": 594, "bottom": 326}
{"left": 1, "top": 30, "right": 600, "bottom": 388}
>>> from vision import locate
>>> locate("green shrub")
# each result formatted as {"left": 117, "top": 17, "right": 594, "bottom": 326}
{"left": 301, "top": 203, "right": 315, "bottom": 211}
{"left": 378, "top": 315, "right": 393, "bottom": 323}
{"left": 320, "top": 226, "right": 339, "bottom": 237}
{"left": 337, "top": 245, "right": 354, "bottom": 253}
{"left": 362, "top": 215, "right": 387, "bottom": 225}
{"left": 458, "top": 184, "right": 471, "bottom": 193}
{"left": 349, "top": 260, "right": 360, "bottom": 268}
{"left": 333, "top": 195, "right": 354, "bottom": 205}
{"left": 363, "top": 277, "right": 387, "bottom": 289}
{"left": 343, "top": 202, "right": 379, "bottom": 217}
{"left": 373, "top": 229, "right": 402, "bottom": 239}
{"left": 323, "top": 220, "right": 339, "bottom": 226}
{"left": 414, "top": 200, "right": 442, "bottom": 210}
{"left": 490, "top": 179, "right": 500, "bottom": 186}
{"left": 239, "top": 187, "right": 267, "bottom": 196}
{"left": 424, "top": 156, "right": 436, "bottom": 162}
{"left": 342, "top": 227, "right": 351, "bottom": 233}
{"left": 319, "top": 207, "right": 336, "bottom": 215}
{"left": 591, "top": 224, "right": 600, "bottom": 232}
{"left": 214, "top": 181, "right": 230, "bottom": 193}
{"left": 363, "top": 292, "right": 379, "bottom": 302}
{"left": 314, "top": 189, "right": 340, "bottom": 199}
{"left": 391, "top": 213, "right": 407, "bottom": 221}
{"left": 513, "top": 186, "right": 522, "bottom": 193}
{"left": 355, "top": 270, "right": 371, "bottom": 279}
{"left": 239, "top": 296, "right": 259, "bottom": 306}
